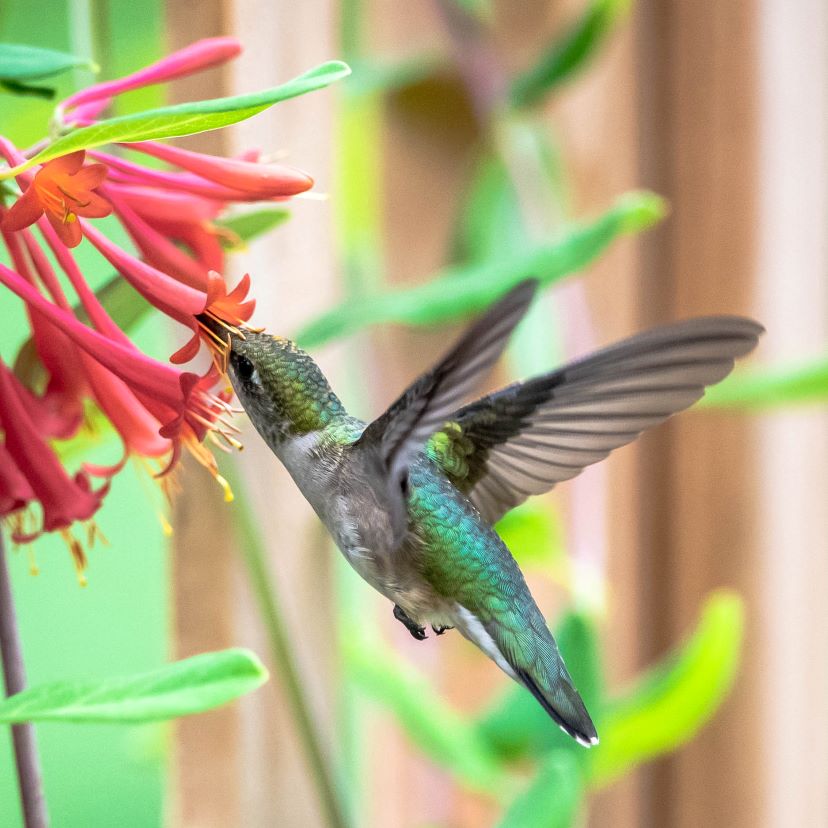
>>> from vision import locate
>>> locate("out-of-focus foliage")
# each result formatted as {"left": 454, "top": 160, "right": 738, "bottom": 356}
{"left": 0, "top": 43, "right": 96, "bottom": 98}
{"left": 350, "top": 590, "right": 743, "bottom": 808}
{"left": 0, "top": 43, "right": 95, "bottom": 81}
{"left": 297, "top": 191, "right": 665, "bottom": 346}
{"left": 343, "top": 632, "right": 509, "bottom": 794}
{"left": 510, "top": 0, "right": 632, "bottom": 109}
{"left": 0, "top": 649, "right": 267, "bottom": 724}
{"left": 215, "top": 207, "right": 291, "bottom": 251}
{"left": 591, "top": 589, "right": 744, "bottom": 787}
{"left": 494, "top": 502, "right": 565, "bottom": 572}
{"left": 497, "top": 751, "right": 583, "bottom": 828}
{"left": 702, "top": 353, "right": 828, "bottom": 409}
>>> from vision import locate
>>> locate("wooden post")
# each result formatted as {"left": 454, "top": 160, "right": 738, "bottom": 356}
{"left": 635, "top": 2, "right": 764, "bottom": 825}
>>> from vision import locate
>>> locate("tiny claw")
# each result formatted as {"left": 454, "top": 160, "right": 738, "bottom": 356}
{"left": 432, "top": 624, "right": 454, "bottom": 636}
{"left": 393, "top": 604, "right": 428, "bottom": 641}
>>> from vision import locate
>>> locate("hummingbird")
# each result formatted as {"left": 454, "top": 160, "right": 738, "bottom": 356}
{"left": 198, "top": 281, "right": 762, "bottom": 747}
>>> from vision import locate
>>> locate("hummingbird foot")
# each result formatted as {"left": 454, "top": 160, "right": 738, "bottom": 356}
{"left": 393, "top": 604, "right": 427, "bottom": 640}
{"left": 431, "top": 624, "right": 454, "bottom": 636}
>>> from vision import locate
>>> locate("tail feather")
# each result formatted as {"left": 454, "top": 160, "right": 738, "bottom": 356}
{"left": 516, "top": 667, "right": 599, "bottom": 748}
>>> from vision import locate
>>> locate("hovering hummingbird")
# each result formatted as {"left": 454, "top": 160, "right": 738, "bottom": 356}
{"left": 198, "top": 281, "right": 762, "bottom": 747}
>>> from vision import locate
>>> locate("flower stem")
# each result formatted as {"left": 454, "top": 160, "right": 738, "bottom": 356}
{"left": 0, "top": 532, "right": 48, "bottom": 828}
{"left": 223, "top": 463, "right": 350, "bottom": 828}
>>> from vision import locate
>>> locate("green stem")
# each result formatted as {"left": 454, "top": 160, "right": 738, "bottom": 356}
{"left": 223, "top": 463, "right": 349, "bottom": 828}
{"left": 0, "top": 533, "right": 48, "bottom": 828}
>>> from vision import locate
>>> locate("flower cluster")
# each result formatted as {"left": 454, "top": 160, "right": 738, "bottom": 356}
{"left": 0, "top": 38, "right": 311, "bottom": 576}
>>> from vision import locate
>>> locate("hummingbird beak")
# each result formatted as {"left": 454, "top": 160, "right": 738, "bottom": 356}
{"left": 194, "top": 311, "right": 247, "bottom": 375}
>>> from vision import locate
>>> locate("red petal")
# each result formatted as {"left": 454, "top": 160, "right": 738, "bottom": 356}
{"left": 44, "top": 151, "right": 86, "bottom": 177}
{"left": 1, "top": 186, "right": 44, "bottom": 232}
{"left": 47, "top": 210, "right": 83, "bottom": 247}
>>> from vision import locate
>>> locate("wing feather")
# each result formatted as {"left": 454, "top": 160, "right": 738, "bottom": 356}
{"left": 430, "top": 315, "right": 763, "bottom": 523}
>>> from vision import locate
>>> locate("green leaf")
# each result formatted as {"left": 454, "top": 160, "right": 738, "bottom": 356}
{"left": 0, "top": 43, "right": 95, "bottom": 81}
{"left": 0, "top": 649, "right": 268, "bottom": 724}
{"left": 494, "top": 502, "right": 565, "bottom": 571}
{"left": 344, "top": 633, "right": 510, "bottom": 795}
{"left": 4, "top": 61, "right": 351, "bottom": 176}
{"left": 297, "top": 190, "right": 666, "bottom": 347}
{"left": 510, "top": 0, "right": 632, "bottom": 109}
{"left": 215, "top": 207, "right": 290, "bottom": 250}
{"left": 700, "top": 353, "right": 828, "bottom": 409}
{"left": 477, "top": 610, "right": 603, "bottom": 764}
{"left": 497, "top": 750, "right": 583, "bottom": 828}
{"left": 453, "top": 153, "right": 530, "bottom": 264}
{"left": 589, "top": 589, "right": 743, "bottom": 787}
{"left": 0, "top": 79, "right": 55, "bottom": 100}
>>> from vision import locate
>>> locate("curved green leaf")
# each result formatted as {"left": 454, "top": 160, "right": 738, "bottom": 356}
{"left": 589, "top": 589, "right": 743, "bottom": 787}
{"left": 2, "top": 61, "right": 351, "bottom": 176}
{"left": 297, "top": 190, "right": 665, "bottom": 347}
{"left": 0, "top": 649, "right": 267, "bottom": 724}
{"left": 700, "top": 353, "right": 828, "bottom": 409}
{"left": 497, "top": 750, "right": 583, "bottom": 828}
{"left": 510, "top": 0, "right": 632, "bottom": 109}
{"left": 0, "top": 43, "right": 95, "bottom": 81}
{"left": 215, "top": 207, "right": 290, "bottom": 250}
{"left": 344, "top": 633, "right": 510, "bottom": 796}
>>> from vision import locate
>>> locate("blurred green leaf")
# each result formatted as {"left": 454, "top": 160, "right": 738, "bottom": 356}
{"left": 589, "top": 589, "right": 743, "bottom": 787}
{"left": 297, "top": 190, "right": 666, "bottom": 347}
{"left": 0, "top": 649, "right": 267, "bottom": 724}
{"left": 215, "top": 207, "right": 290, "bottom": 250}
{"left": 4, "top": 61, "right": 351, "bottom": 175}
{"left": 0, "top": 43, "right": 95, "bottom": 81}
{"left": 0, "top": 79, "right": 55, "bottom": 99}
{"left": 454, "top": 154, "right": 529, "bottom": 264}
{"left": 494, "top": 502, "right": 565, "bottom": 571}
{"left": 344, "top": 634, "right": 510, "bottom": 795}
{"left": 345, "top": 53, "right": 449, "bottom": 99}
{"left": 701, "top": 354, "right": 828, "bottom": 409}
{"left": 497, "top": 750, "right": 583, "bottom": 828}
{"left": 510, "top": 0, "right": 632, "bottom": 109}
{"left": 477, "top": 609, "right": 603, "bottom": 763}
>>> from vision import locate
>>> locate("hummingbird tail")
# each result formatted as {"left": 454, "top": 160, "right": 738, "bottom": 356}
{"left": 515, "top": 667, "right": 599, "bottom": 748}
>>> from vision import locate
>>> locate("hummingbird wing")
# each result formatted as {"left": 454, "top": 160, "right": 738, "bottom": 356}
{"left": 429, "top": 316, "right": 763, "bottom": 524}
{"left": 355, "top": 280, "right": 537, "bottom": 540}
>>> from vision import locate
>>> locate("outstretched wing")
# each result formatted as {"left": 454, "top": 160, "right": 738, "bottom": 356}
{"left": 428, "top": 316, "right": 764, "bottom": 525}
{"left": 356, "top": 279, "right": 537, "bottom": 495}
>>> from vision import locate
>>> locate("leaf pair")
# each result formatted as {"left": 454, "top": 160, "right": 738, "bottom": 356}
{"left": 0, "top": 43, "right": 96, "bottom": 100}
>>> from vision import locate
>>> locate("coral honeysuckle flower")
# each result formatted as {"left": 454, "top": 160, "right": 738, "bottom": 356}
{"left": 2, "top": 151, "right": 111, "bottom": 247}
{"left": 0, "top": 36, "right": 323, "bottom": 571}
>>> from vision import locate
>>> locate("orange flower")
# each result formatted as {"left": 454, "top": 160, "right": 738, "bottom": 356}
{"left": 3, "top": 151, "right": 111, "bottom": 247}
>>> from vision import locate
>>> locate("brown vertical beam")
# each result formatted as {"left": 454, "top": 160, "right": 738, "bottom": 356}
{"left": 165, "top": 2, "right": 245, "bottom": 827}
{"left": 635, "top": 2, "right": 763, "bottom": 826}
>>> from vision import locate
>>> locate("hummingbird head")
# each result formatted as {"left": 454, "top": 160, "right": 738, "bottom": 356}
{"left": 198, "top": 315, "right": 346, "bottom": 448}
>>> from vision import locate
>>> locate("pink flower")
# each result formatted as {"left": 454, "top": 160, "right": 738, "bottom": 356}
{"left": 0, "top": 37, "right": 313, "bottom": 568}
{"left": 60, "top": 38, "right": 242, "bottom": 118}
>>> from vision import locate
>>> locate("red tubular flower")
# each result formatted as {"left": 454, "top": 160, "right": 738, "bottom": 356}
{"left": 2, "top": 151, "right": 111, "bottom": 247}
{"left": 60, "top": 37, "right": 242, "bottom": 116}
{"left": 0, "top": 36, "right": 321, "bottom": 567}
{"left": 0, "top": 359, "right": 105, "bottom": 539}
{"left": 126, "top": 141, "right": 313, "bottom": 197}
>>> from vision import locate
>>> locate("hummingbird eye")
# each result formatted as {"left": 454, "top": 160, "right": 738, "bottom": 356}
{"left": 233, "top": 353, "right": 258, "bottom": 384}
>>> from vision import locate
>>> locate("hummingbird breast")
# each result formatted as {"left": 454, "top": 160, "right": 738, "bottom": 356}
{"left": 275, "top": 429, "right": 448, "bottom": 618}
